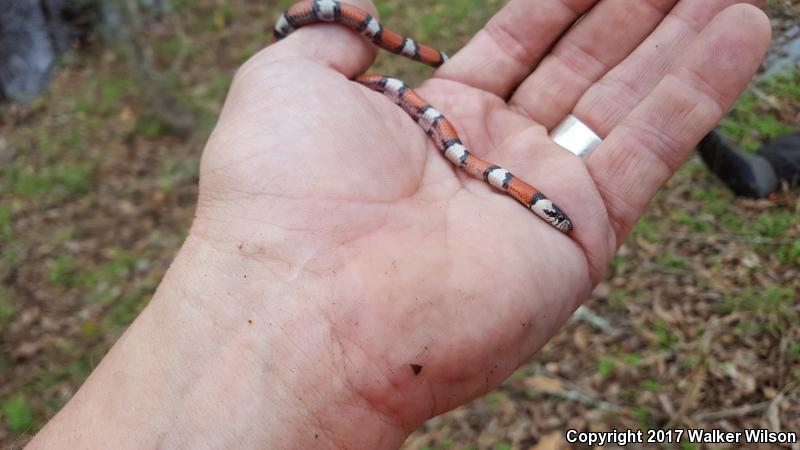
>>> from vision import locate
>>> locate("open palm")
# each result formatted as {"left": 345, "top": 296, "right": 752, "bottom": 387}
{"left": 193, "top": 0, "right": 769, "bottom": 432}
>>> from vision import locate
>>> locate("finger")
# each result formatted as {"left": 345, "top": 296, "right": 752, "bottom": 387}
{"left": 588, "top": 4, "right": 771, "bottom": 244}
{"left": 244, "top": 0, "right": 380, "bottom": 78}
{"left": 507, "top": 0, "right": 679, "bottom": 130}
{"left": 434, "top": 0, "right": 600, "bottom": 98}
{"left": 572, "top": 0, "right": 763, "bottom": 138}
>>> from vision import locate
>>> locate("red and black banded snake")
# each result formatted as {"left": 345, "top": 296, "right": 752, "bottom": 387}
{"left": 272, "top": 0, "right": 574, "bottom": 232}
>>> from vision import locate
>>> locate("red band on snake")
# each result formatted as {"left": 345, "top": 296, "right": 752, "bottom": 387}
{"left": 272, "top": 0, "right": 573, "bottom": 233}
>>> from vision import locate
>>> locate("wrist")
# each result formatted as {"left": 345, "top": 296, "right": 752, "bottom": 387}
{"left": 31, "top": 233, "right": 409, "bottom": 449}
{"left": 163, "top": 234, "right": 411, "bottom": 449}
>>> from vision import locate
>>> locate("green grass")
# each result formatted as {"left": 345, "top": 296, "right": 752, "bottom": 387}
{"left": 211, "top": 2, "right": 234, "bottom": 30}
{"left": 154, "top": 35, "right": 195, "bottom": 61}
{"left": 631, "top": 217, "right": 659, "bottom": 242}
{"left": 484, "top": 391, "right": 505, "bottom": 412}
{"left": 49, "top": 255, "right": 78, "bottom": 287}
{"left": 608, "top": 287, "right": 628, "bottom": 310}
{"left": 7, "top": 163, "right": 93, "bottom": 200}
{"left": 522, "top": 386, "right": 535, "bottom": 398}
{"left": 276, "top": 0, "right": 295, "bottom": 10}
{"left": 595, "top": 351, "right": 646, "bottom": 380}
{"left": 596, "top": 356, "right": 617, "bottom": 377}
{"left": 684, "top": 183, "right": 755, "bottom": 234}
{"left": 0, "top": 285, "right": 15, "bottom": 326}
{"left": 203, "top": 70, "right": 233, "bottom": 101}
{"left": 762, "top": 69, "right": 800, "bottom": 100}
{"left": 131, "top": 114, "right": 168, "bottom": 140}
{"left": 753, "top": 210, "right": 795, "bottom": 238}
{"left": 633, "top": 406, "right": 652, "bottom": 427}
{"left": 656, "top": 252, "right": 689, "bottom": 270}
{"left": 720, "top": 68, "right": 799, "bottom": 151}
{"left": 0, "top": 206, "right": 12, "bottom": 239}
{"left": 30, "top": 344, "right": 97, "bottom": 391}
{"left": 787, "top": 341, "right": 800, "bottom": 362}
{"left": 778, "top": 241, "right": 800, "bottom": 266}
{"left": 722, "top": 284, "right": 797, "bottom": 315}
{"left": 723, "top": 284, "right": 799, "bottom": 336}
{"left": 0, "top": 246, "right": 21, "bottom": 281}
{"left": 640, "top": 379, "right": 661, "bottom": 392}
{"left": 77, "top": 248, "right": 140, "bottom": 304}
{"left": 672, "top": 211, "right": 712, "bottom": 232}
{"left": 2, "top": 394, "right": 34, "bottom": 434}
{"left": 74, "top": 76, "right": 135, "bottom": 118}
{"left": 0, "top": 353, "right": 9, "bottom": 377}
{"left": 653, "top": 321, "right": 679, "bottom": 350}
{"left": 46, "top": 247, "right": 152, "bottom": 333}
{"left": 622, "top": 353, "right": 644, "bottom": 366}
{"left": 40, "top": 129, "right": 84, "bottom": 161}
{"left": 104, "top": 292, "right": 150, "bottom": 328}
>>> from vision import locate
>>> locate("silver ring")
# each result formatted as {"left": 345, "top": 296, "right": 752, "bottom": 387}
{"left": 549, "top": 114, "right": 602, "bottom": 160}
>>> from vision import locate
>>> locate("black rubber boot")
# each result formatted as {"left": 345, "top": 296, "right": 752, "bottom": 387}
{"left": 697, "top": 130, "right": 779, "bottom": 198}
{"left": 758, "top": 131, "right": 800, "bottom": 190}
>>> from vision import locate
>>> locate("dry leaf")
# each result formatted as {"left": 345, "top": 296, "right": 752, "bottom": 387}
{"left": 525, "top": 376, "right": 565, "bottom": 395}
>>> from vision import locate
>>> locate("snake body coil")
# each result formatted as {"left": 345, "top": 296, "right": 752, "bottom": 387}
{"left": 273, "top": 0, "right": 573, "bottom": 232}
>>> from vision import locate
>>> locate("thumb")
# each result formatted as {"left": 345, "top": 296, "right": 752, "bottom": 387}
{"left": 259, "top": 0, "right": 380, "bottom": 77}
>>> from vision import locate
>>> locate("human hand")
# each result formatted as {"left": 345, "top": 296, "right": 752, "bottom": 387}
{"left": 197, "top": 0, "right": 769, "bottom": 432}
{"left": 29, "top": 1, "right": 770, "bottom": 449}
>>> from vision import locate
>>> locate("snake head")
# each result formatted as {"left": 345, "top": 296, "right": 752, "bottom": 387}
{"left": 531, "top": 196, "right": 573, "bottom": 233}
{"left": 550, "top": 212, "right": 573, "bottom": 233}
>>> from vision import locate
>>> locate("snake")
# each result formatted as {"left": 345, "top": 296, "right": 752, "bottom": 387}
{"left": 272, "top": 0, "right": 573, "bottom": 232}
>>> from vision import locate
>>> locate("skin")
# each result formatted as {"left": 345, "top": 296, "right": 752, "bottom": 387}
{"left": 28, "top": 0, "right": 770, "bottom": 449}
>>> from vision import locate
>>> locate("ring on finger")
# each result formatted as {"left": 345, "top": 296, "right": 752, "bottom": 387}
{"left": 549, "top": 114, "right": 602, "bottom": 160}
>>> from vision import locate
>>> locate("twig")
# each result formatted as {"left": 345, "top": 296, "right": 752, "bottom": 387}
{"left": 571, "top": 305, "right": 618, "bottom": 334}
{"left": 691, "top": 402, "right": 770, "bottom": 422}
{"left": 766, "top": 392, "right": 784, "bottom": 433}
{"left": 556, "top": 389, "right": 627, "bottom": 415}
{"left": 747, "top": 85, "right": 784, "bottom": 112}
{"left": 658, "top": 393, "right": 676, "bottom": 417}
{"left": 692, "top": 382, "right": 799, "bottom": 423}
{"left": 528, "top": 370, "right": 651, "bottom": 420}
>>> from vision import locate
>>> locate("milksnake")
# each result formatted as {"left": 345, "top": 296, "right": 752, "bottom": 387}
{"left": 272, "top": 0, "right": 573, "bottom": 232}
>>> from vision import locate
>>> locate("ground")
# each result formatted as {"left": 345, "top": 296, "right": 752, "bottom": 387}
{"left": 1, "top": 0, "right": 798, "bottom": 449}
